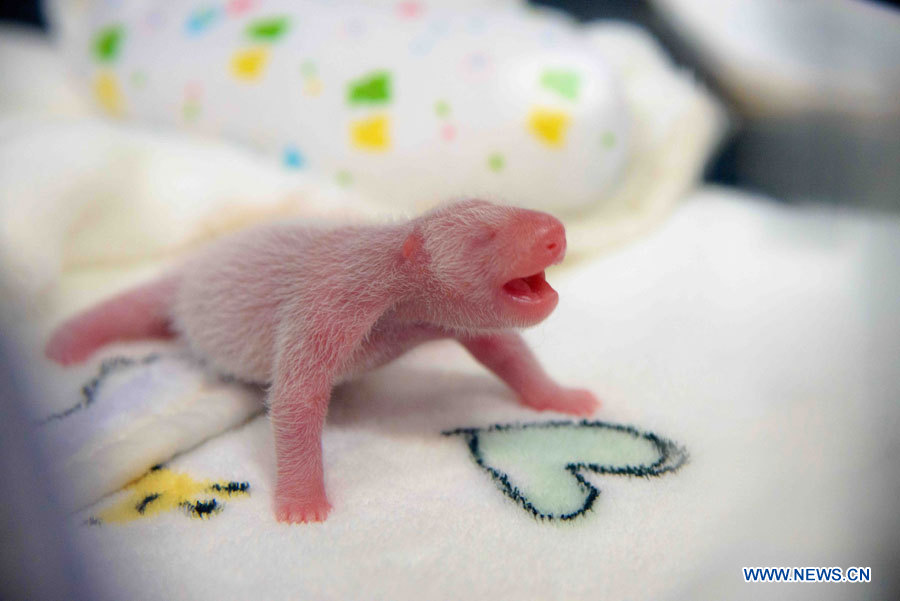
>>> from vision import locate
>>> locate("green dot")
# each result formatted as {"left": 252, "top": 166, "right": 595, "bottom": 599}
{"left": 130, "top": 70, "right": 147, "bottom": 88}
{"left": 435, "top": 100, "right": 450, "bottom": 118}
{"left": 540, "top": 69, "right": 580, "bottom": 101}
{"left": 93, "top": 25, "right": 124, "bottom": 63}
{"left": 488, "top": 153, "right": 505, "bottom": 172}
{"left": 183, "top": 102, "right": 201, "bottom": 122}
{"left": 347, "top": 70, "right": 392, "bottom": 105}
{"left": 336, "top": 170, "right": 353, "bottom": 186}
{"left": 245, "top": 16, "right": 290, "bottom": 42}
{"left": 300, "top": 60, "right": 317, "bottom": 78}
{"left": 601, "top": 131, "right": 616, "bottom": 148}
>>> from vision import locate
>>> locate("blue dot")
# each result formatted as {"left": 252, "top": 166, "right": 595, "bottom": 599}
{"left": 429, "top": 19, "right": 449, "bottom": 36}
{"left": 185, "top": 7, "right": 219, "bottom": 35}
{"left": 410, "top": 38, "right": 431, "bottom": 56}
{"left": 283, "top": 147, "right": 305, "bottom": 169}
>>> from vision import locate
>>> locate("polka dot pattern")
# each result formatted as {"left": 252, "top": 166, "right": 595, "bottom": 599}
{"left": 76, "top": 0, "right": 630, "bottom": 212}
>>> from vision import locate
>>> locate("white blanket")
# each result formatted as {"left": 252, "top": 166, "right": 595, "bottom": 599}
{"left": 65, "top": 188, "right": 900, "bottom": 601}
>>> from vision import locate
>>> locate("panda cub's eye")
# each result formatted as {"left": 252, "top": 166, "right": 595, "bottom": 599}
{"left": 479, "top": 229, "right": 498, "bottom": 244}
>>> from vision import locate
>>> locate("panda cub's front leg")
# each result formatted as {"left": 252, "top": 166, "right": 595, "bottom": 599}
{"left": 460, "top": 331, "right": 600, "bottom": 416}
{"left": 269, "top": 358, "right": 334, "bottom": 524}
{"left": 268, "top": 301, "right": 389, "bottom": 523}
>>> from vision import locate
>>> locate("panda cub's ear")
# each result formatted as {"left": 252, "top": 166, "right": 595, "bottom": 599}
{"left": 401, "top": 230, "right": 424, "bottom": 262}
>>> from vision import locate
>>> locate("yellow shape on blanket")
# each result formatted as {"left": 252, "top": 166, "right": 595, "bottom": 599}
{"left": 94, "top": 468, "right": 249, "bottom": 523}
{"left": 351, "top": 114, "right": 391, "bottom": 151}
{"left": 231, "top": 47, "right": 269, "bottom": 81}
{"left": 528, "top": 107, "right": 571, "bottom": 147}
{"left": 94, "top": 71, "right": 124, "bottom": 116}
{"left": 304, "top": 78, "right": 323, "bottom": 96}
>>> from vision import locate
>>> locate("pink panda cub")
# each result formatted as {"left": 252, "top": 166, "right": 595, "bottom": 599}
{"left": 46, "top": 200, "right": 599, "bottom": 522}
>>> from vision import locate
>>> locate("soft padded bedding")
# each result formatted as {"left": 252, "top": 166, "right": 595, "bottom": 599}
{"left": 1, "top": 5, "right": 898, "bottom": 600}
{"left": 55, "top": 188, "right": 900, "bottom": 601}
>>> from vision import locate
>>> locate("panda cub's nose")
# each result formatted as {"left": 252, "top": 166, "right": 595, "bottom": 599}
{"left": 535, "top": 218, "right": 566, "bottom": 264}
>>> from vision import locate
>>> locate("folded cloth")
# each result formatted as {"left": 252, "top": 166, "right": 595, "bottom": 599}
{"left": 47, "top": 0, "right": 724, "bottom": 255}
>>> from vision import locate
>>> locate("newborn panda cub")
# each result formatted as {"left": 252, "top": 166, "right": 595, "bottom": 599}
{"left": 46, "top": 200, "right": 599, "bottom": 523}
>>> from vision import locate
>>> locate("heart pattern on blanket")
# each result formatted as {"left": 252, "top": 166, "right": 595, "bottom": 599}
{"left": 444, "top": 420, "right": 687, "bottom": 521}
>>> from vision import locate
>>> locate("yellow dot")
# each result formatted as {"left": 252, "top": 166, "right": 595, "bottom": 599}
{"left": 94, "top": 70, "right": 124, "bottom": 116}
{"left": 230, "top": 47, "right": 269, "bottom": 81}
{"left": 528, "top": 107, "right": 571, "bottom": 147}
{"left": 304, "top": 78, "right": 323, "bottom": 96}
{"left": 351, "top": 114, "right": 390, "bottom": 151}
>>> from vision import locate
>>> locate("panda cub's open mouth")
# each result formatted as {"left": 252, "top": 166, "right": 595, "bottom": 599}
{"left": 502, "top": 271, "right": 555, "bottom": 302}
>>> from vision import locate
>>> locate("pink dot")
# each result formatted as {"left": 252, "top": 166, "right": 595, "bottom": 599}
{"left": 441, "top": 124, "right": 456, "bottom": 141}
{"left": 397, "top": 1, "right": 423, "bottom": 19}
{"left": 227, "top": 0, "right": 255, "bottom": 16}
{"left": 185, "top": 81, "right": 203, "bottom": 100}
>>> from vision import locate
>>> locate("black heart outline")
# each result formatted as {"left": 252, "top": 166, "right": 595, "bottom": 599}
{"left": 443, "top": 420, "right": 688, "bottom": 521}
